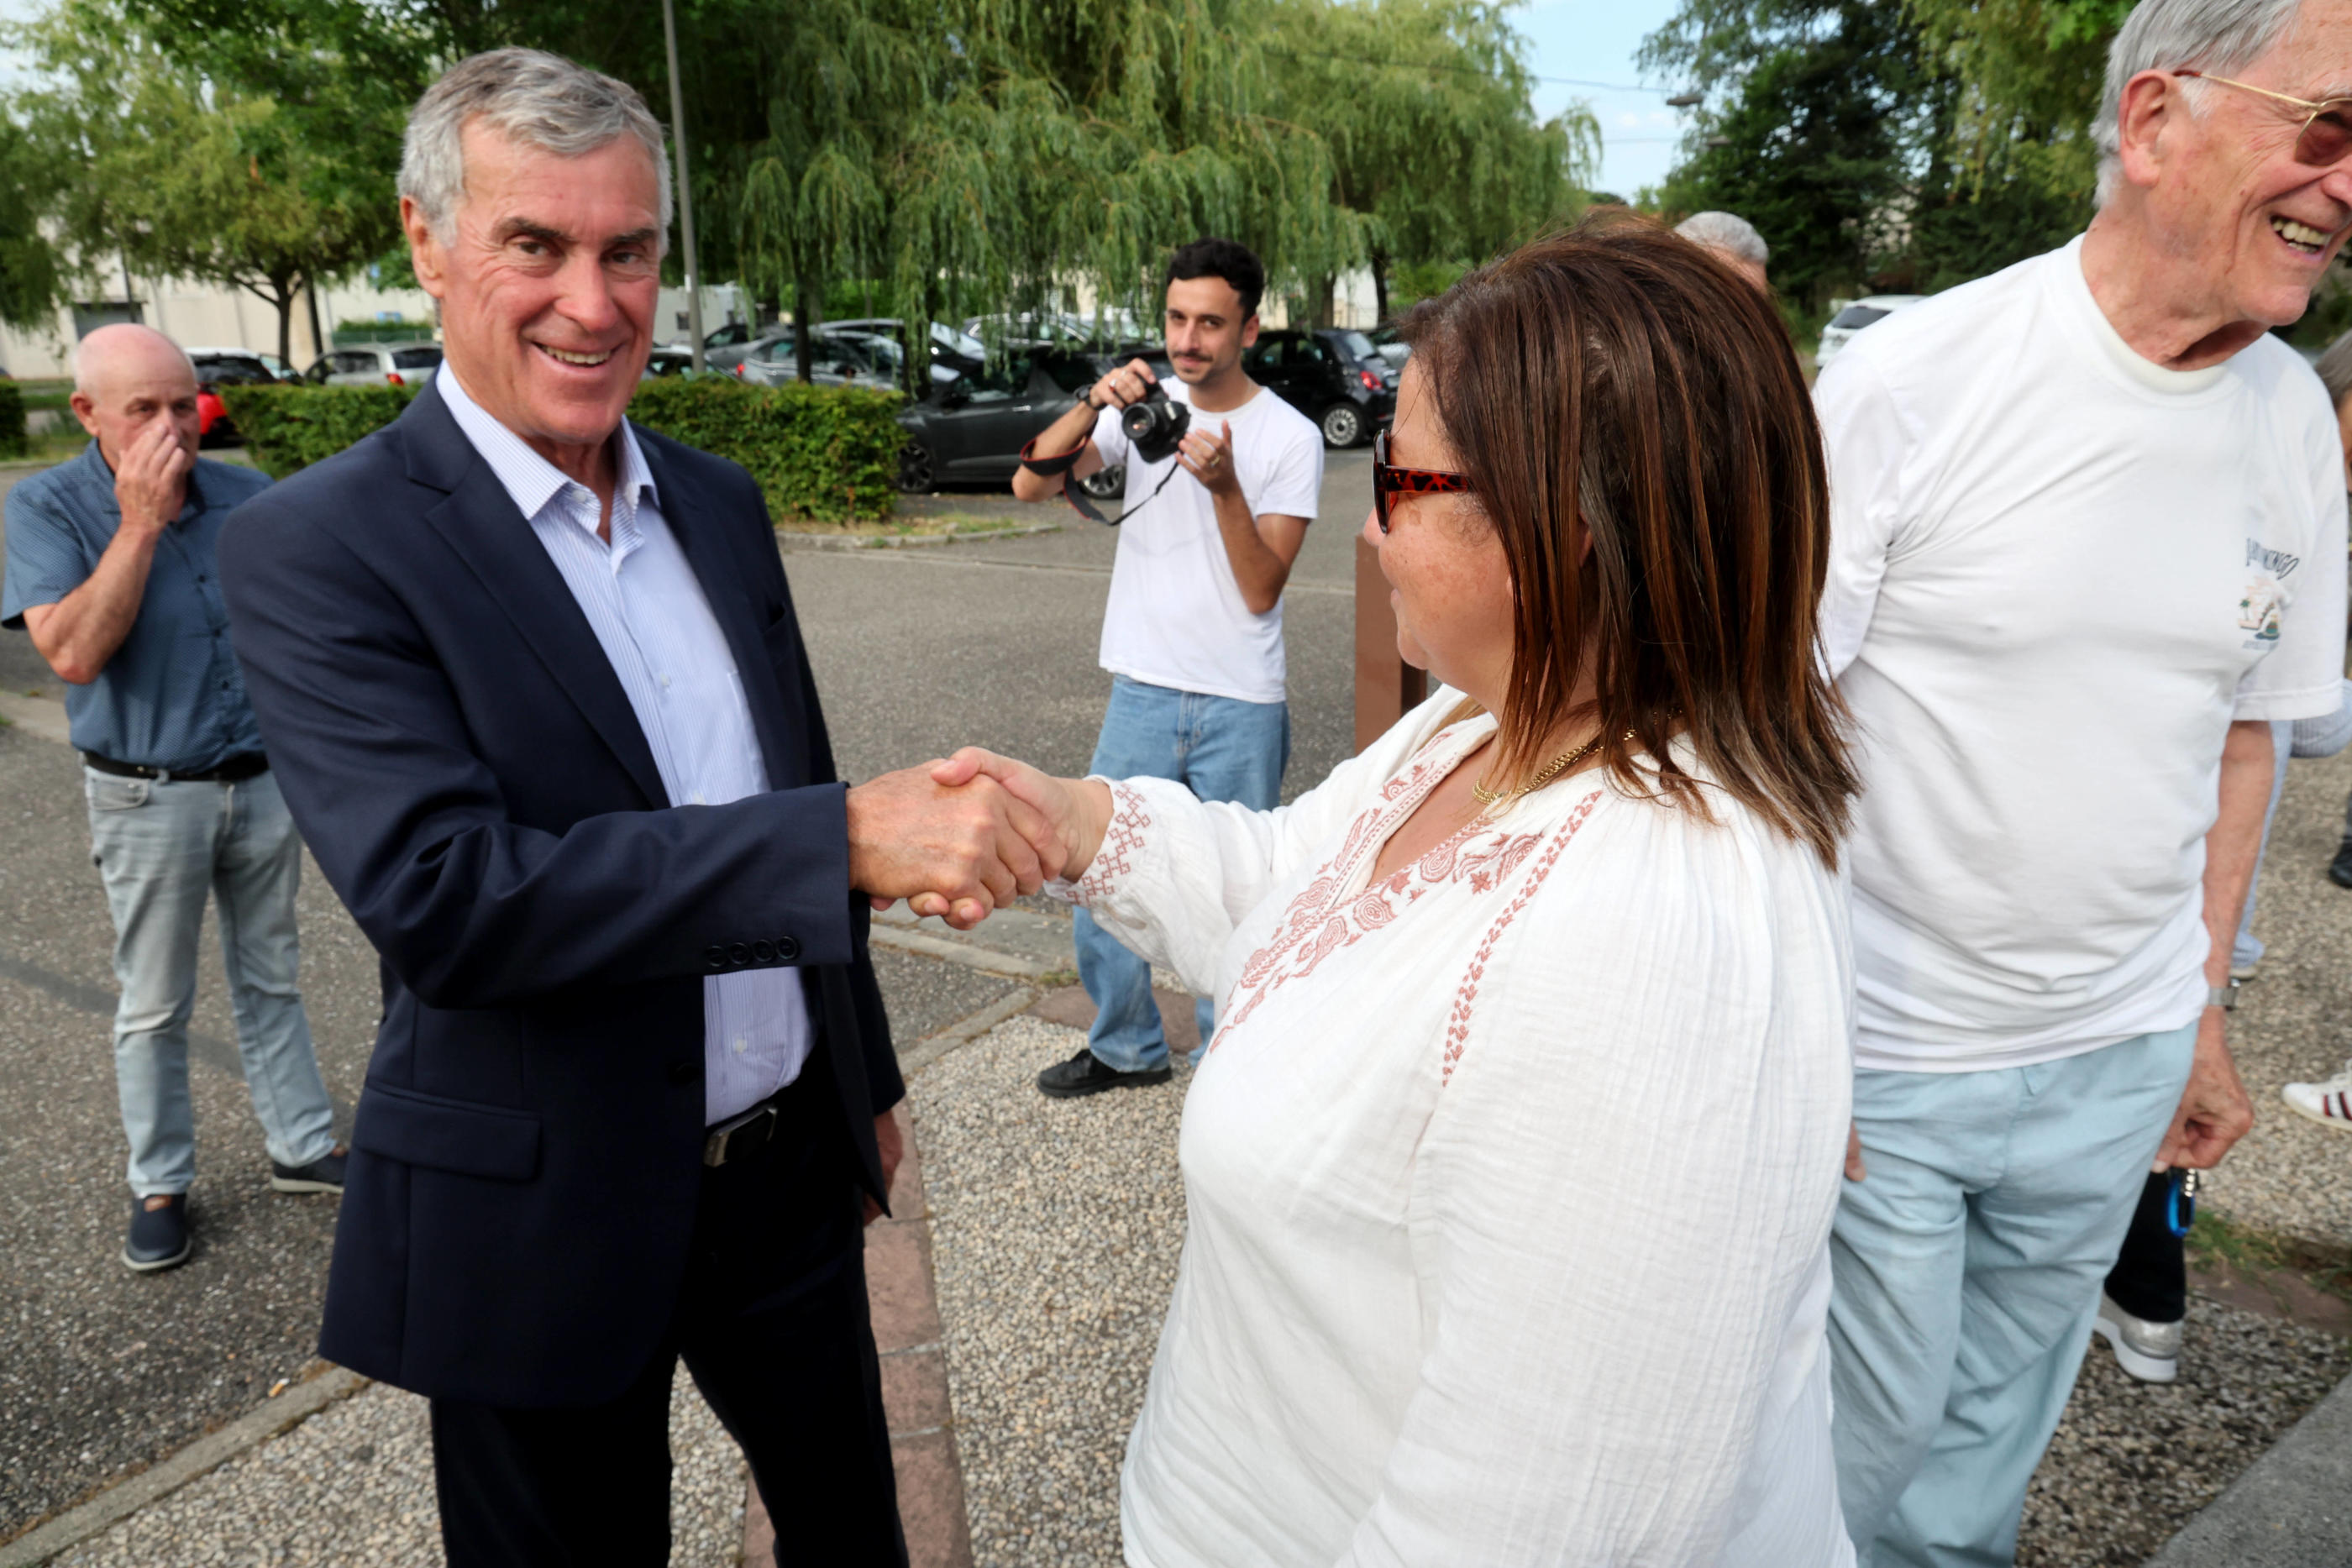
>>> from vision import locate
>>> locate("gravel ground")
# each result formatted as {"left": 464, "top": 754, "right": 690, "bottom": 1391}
{"left": 2021, "top": 1299, "right": 2352, "bottom": 1566}
{"left": 50, "top": 1375, "right": 746, "bottom": 1567}
{"left": 913, "top": 1015, "right": 1190, "bottom": 1566}
{"left": 916, "top": 1015, "right": 2352, "bottom": 1568}
{"left": 2197, "top": 740, "right": 2352, "bottom": 1251}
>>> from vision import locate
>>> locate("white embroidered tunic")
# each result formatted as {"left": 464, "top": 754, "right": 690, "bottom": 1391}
{"left": 1059, "top": 692, "right": 1857, "bottom": 1567}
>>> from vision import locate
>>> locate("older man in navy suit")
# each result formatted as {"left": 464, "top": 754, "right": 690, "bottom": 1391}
{"left": 218, "top": 49, "right": 1055, "bottom": 1565}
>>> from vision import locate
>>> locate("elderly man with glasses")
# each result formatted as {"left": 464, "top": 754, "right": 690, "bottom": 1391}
{"left": 1812, "top": 0, "right": 2352, "bottom": 1560}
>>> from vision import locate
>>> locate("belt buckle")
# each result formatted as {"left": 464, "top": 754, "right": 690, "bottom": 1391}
{"left": 703, "top": 1101, "right": 777, "bottom": 1167}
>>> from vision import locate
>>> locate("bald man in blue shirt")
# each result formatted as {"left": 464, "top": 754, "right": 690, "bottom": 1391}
{"left": 2, "top": 324, "right": 344, "bottom": 1274}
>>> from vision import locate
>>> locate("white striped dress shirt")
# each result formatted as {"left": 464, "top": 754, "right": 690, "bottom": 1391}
{"left": 438, "top": 364, "right": 811, "bottom": 1123}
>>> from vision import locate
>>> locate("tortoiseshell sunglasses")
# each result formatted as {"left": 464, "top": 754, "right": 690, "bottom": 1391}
{"left": 1372, "top": 429, "right": 1475, "bottom": 534}
{"left": 2174, "top": 71, "right": 2352, "bottom": 165}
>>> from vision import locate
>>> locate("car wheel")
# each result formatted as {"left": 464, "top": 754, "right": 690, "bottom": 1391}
{"left": 1320, "top": 403, "right": 1364, "bottom": 448}
{"left": 896, "top": 440, "right": 937, "bottom": 494}
{"left": 1077, "top": 464, "right": 1124, "bottom": 501}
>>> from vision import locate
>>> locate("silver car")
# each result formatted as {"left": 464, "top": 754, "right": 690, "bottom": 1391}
{"left": 732, "top": 333, "right": 896, "bottom": 392}
{"left": 303, "top": 341, "right": 444, "bottom": 387}
{"left": 1815, "top": 296, "right": 1925, "bottom": 366}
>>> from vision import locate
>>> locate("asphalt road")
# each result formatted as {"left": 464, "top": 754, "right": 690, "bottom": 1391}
{"left": 0, "top": 448, "right": 1372, "bottom": 1539}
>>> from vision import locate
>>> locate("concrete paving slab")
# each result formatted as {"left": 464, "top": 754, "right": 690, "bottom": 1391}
{"left": 2143, "top": 1370, "right": 2352, "bottom": 1567}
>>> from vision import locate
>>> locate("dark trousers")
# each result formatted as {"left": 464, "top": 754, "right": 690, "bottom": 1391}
{"left": 428, "top": 1069, "right": 906, "bottom": 1567}
{"left": 2103, "top": 1170, "right": 2187, "bottom": 1324}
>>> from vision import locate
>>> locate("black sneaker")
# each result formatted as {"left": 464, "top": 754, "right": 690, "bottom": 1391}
{"left": 1036, "top": 1046, "right": 1173, "bottom": 1099}
{"left": 270, "top": 1146, "right": 348, "bottom": 1194}
{"left": 123, "top": 1193, "right": 192, "bottom": 1272}
{"left": 2330, "top": 842, "right": 2352, "bottom": 889}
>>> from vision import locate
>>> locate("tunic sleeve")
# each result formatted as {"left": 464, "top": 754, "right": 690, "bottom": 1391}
{"left": 1334, "top": 797, "right": 1854, "bottom": 1565}
{"left": 1053, "top": 690, "right": 1471, "bottom": 997}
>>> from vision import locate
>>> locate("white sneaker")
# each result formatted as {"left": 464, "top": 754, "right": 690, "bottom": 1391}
{"left": 2093, "top": 1292, "right": 2181, "bottom": 1383}
{"left": 2282, "top": 1062, "right": 2352, "bottom": 1132}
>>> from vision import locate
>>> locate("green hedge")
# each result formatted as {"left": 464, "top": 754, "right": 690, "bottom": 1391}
{"left": 0, "top": 380, "right": 25, "bottom": 459}
{"left": 219, "top": 376, "right": 902, "bottom": 524}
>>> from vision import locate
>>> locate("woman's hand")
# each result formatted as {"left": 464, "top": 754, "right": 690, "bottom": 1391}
{"left": 891, "top": 750, "right": 1110, "bottom": 920}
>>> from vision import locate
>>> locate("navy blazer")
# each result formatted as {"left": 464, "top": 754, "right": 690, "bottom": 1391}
{"left": 218, "top": 383, "right": 902, "bottom": 1408}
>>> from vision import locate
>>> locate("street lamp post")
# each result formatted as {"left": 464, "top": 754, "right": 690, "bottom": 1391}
{"left": 662, "top": 0, "right": 706, "bottom": 373}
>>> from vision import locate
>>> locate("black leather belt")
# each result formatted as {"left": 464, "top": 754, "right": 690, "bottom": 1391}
{"left": 704, "top": 1085, "right": 792, "bottom": 1167}
{"left": 84, "top": 751, "right": 269, "bottom": 784}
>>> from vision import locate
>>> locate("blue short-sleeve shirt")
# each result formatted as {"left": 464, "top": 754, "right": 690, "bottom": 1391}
{"left": 2, "top": 441, "right": 272, "bottom": 770}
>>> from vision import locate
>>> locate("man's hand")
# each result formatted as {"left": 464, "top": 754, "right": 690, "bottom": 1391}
{"left": 902, "top": 752, "right": 1110, "bottom": 928}
{"left": 846, "top": 765, "right": 1063, "bottom": 931}
{"left": 1176, "top": 419, "right": 1242, "bottom": 501}
{"left": 862, "top": 1108, "right": 904, "bottom": 1225}
{"left": 114, "top": 415, "right": 192, "bottom": 532}
{"left": 2155, "top": 1007, "right": 2255, "bottom": 1170}
{"left": 1089, "top": 358, "right": 1158, "bottom": 413}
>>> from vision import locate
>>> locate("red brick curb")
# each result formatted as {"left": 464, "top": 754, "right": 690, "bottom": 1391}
{"left": 741, "top": 1104, "right": 974, "bottom": 1565}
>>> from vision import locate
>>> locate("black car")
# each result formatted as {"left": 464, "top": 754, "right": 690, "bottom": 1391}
{"left": 190, "top": 353, "right": 278, "bottom": 447}
{"left": 1245, "top": 328, "right": 1397, "bottom": 448}
{"left": 895, "top": 343, "right": 1168, "bottom": 495}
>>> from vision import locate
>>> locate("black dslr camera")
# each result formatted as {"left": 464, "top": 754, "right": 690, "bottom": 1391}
{"left": 1121, "top": 384, "right": 1190, "bottom": 465}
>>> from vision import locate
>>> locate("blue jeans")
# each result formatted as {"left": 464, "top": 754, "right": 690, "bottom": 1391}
{"left": 1828, "top": 1023, "right": 2197, "bottom": 1567}
{"left": 86, "top": 768, "right": 336, "bottom": 1197}
{"left": 2235, "top": 680, "right": 2352, "bottom": 969}
{"left": 1075, "top": 675, "right": 1288, "bottom": 1072}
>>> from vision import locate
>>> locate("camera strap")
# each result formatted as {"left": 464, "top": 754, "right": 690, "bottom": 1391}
{"left": 1017, "top": 431, "right": 1181, "bottom": 527}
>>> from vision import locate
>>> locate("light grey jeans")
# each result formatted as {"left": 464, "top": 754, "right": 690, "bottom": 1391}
{"left": 85, "top": 767, "right": 335, "bottom": 1196}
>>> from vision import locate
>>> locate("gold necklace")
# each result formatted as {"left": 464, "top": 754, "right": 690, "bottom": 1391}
{"left": 1470, "top": 728, "right": 1627, "bottom": 810}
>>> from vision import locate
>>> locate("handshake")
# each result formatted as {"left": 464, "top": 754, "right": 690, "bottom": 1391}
{"left": 845, "top": 750, "right": 1116, "bottom": 929}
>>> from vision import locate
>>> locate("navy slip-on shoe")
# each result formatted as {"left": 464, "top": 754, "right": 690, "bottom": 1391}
{"left": 270, "top": 1147, "right": 347, "bottom": 1194}
{"left": 123, "top": 1194, "right": 192, "bottom": 1272}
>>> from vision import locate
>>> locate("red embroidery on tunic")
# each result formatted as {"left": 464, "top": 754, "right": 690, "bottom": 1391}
{"left": 1075, "top": 780, "right": 1152, "bottom": 902}
{"left": 1441, "top": 790, "right": 1603, "bottom": 1086}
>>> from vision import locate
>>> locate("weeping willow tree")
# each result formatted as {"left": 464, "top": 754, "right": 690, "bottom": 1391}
{"left": 1266, "top": 0, "right": 1599, "bottom": 323}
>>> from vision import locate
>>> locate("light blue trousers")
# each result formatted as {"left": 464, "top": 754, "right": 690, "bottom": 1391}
{"left": 1074, "top": 674, "right": 1287, "bottom": 1072}
{"left": 86, "top": 768, "right": 336, "bottom": 1197}
{"left": 1829, "top": 1022, "right": 2198, "bottom": 1567}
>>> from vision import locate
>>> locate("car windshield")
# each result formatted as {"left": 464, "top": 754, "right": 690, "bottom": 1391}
{"left": 1333, "top": 331, "right": 1377, "bottom": 359}
{"left": 391, "top": 347, "right": 443, "bottom": 368}
{"left": 1828, "top": 305, "right": 1890, "bottom": 331}
{"left": 195, "top": 358, "right": 271, "bottom": 383}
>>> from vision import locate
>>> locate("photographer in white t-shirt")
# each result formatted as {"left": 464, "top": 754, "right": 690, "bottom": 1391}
{"left": 1011, "top": 238, "right": 1325, "bottom": 1099}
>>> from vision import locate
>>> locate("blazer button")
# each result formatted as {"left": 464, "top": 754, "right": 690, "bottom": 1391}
{"left": 751, "top": 939, "right": 775, "bottom": 963}
{"left": 776, "top": 936, "right": 801, "bottom": 962}
{"left": 667, "top": 1058, "right": 697, "bottom": 1085}
{"left": 703, "top": 946, "right": 727, "bottom": 973}
{"left": 727, "top": 942, "right": 750, "bottom": 967}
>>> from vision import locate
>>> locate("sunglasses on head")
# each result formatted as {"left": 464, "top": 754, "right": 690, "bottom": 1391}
{"left": 2174, "top": 70, "right": 2352, "bottom": 166}
{"left": 1372, "top": 429, "right": 1474, "bottom": 534}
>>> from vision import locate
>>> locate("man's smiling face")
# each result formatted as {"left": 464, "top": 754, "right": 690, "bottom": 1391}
{"left": 404, "top": 118, "right": 661, "bottom": 458}
{"left": 2164, "top": 1, "right": 2352, "bottom": 327}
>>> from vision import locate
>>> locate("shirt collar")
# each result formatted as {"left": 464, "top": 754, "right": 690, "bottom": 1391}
{"left": 435, "top": 361, "right": 659, "bottom": 528}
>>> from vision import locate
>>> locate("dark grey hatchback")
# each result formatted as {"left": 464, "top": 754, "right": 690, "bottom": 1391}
{"left": 895, "top": 343, "right": 1168, "bottom": 496}
{"left": 1244, "top": 328, "right": 1398, "bottom": 448}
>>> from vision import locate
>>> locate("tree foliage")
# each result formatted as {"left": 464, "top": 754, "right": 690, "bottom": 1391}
{"left": 0, "top": 121, "right": 65, "bottom": 332}
{"left": 8, "top": 0, "right": 406, "bottom": 364}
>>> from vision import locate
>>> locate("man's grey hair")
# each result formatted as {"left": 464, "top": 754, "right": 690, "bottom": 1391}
{"left": 1673, "top": 210, "right": 1770, "bottom": 265}
{"left": 2316, "top": 328, "right": 2352, "bottom": 407}
{"left": 2092, "top": 0, "right": 2303, "bottom": 204}
{"left": 400, "top": 47, "right": 672, "bottom": 247}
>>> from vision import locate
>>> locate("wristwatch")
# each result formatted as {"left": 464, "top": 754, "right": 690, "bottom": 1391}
{"left": 2208, "top": 980, "right": 2239, "bottom": 1011}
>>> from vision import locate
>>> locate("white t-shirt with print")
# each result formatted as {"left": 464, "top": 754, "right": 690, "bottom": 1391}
{"left": 1093, "top": 378, "right": 1324, "bottom": 705}
{"left": 1816, "top": 234, "right": 2349, "bottom": 1072}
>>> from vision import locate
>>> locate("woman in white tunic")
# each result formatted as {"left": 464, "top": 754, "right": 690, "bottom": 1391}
{"left": 933, "top": 219, "right": 1861, "bottom": 1565}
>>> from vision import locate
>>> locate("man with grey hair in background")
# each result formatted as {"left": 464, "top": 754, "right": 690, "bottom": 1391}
{"left": 220, "top": 47, "right": 1058, "bottom": 1564}
{"left": 1813, "top": 0, "right": 2351, "bottom": 1557}
{"left": 1674, "top": 208, "right": 1772, "bottom": 289}
{"left": 1, "top": 323, "right": 345, "bottom": 1276}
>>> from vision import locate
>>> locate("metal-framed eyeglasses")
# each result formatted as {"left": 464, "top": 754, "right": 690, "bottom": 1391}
{"left": 2173, "top": 70, "right": 2352, "bottom": 166}
{"left": 1372, "top": 429, "right": 1475, "bottom": 534}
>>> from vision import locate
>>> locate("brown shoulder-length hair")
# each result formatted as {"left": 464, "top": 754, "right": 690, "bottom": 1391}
{"left": 1401, "top": 212, "right": 1857, "bottom": 867}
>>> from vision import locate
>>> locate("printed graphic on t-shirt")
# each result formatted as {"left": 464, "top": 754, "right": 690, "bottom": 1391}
{"left": 2241, "top": 538, "right": 2302, "bottom": 645}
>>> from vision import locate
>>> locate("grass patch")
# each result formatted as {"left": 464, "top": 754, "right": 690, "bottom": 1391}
{"left": 2188, "top": 1209, "right": 2352, "bottom": 1303}
{"left": 775, "top": 513, "right": 1053, "bottom": 540}
{"left": 15, "top": 378, "right": 71, "bottom": 414}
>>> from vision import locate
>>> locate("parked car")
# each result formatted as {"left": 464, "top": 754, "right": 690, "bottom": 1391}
{"left": 963, "top": 309, "right": 1142, "bottom": 349}
{"left": 730, "top": 333, "right": 898, "bottom": 392}
{"left": 182, "top": 345, "right": 297, "bottom": 382}
{"left": 642, "top": 345, "right": 696, "bottom": 378}
{"left": 302, "top": 342, "right": 443, "bottom": 386}
{"left": 894, "top": 343, "right": 1169, "bottom": 495}
{"left": 826, "top": 317, "right": 987, "bottom": 380}
{"left": 1367, "top": 323, "right": 1410, "bottom": 373}
{"left": 1815, "top": 295, "right": 1925, "bottom": 365}
{"left": 1246, "top": 328, "right": 1396, "bottom": 448}
{"left": 189, "top": 352, "right": 277, "bottom": 446}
